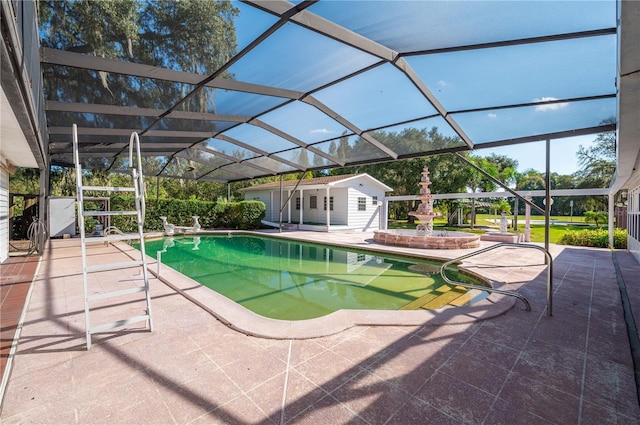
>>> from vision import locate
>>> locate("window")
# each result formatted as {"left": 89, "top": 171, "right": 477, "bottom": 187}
{"left": 358, "top": 197, "right": 366, "bottom": 211}
{"left": 295, "top": 197, "right": 300, "bottom": 210}
{"left": 372, "top": 196, "right": 378, "bottom": 205}
{"left": 323, "top": 196, "right": 334, "bottom": 211}
{"left": 310, "top": 195, "right": 317, "bottom": 209}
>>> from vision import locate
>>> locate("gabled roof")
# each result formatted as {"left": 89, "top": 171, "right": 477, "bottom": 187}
{"left": 239, "top": 173, "right": 393, "bottom": 192}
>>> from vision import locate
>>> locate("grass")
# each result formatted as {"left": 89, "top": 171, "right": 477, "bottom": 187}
{"left": 388, "top": 215, "right": 595, "bottom": 245}
{"left": 474, "top": 213, "right": 587, "bottom": 224}
{"left": 526, "top": 224, "right": 592, "bottom": 244}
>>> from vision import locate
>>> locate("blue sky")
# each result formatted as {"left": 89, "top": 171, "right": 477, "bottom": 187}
{"left": 479, "top": 134, "right": 599, "bottom": 176}
{"left": 226, "top": 2, "right": 615, "bottom": 178}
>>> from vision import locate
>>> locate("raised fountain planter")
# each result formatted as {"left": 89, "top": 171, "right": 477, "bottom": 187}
{"left": 374, "top": 167, "right": 480, "bottom": 250}
{"left": 373, "top": 229, "right": 480, "bottom": 249}
{"left": 480, "top": 212, "right": 522, "bottom": 243}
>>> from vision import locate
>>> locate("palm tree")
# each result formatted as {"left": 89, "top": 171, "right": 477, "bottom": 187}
{"left": 584, "top": 210, "right": 607, "bottom": 228}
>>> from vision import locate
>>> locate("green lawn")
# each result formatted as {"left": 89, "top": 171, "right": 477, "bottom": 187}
{"left": 474, "top": 213, "right": 587, "bottom": 224}
{"left": 388, "top": 216, "right": 595, "bottom": 244}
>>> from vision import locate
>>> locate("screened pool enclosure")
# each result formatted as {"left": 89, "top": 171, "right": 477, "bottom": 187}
{"left": 40, "top": 1, "right": 623, "bottom": 183}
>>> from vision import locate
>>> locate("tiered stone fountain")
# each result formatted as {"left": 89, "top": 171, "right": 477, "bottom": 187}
{"left": 374, "top": 166, "right": 480, "bottom": 249}
{"left": 409, "top": 166, "right": 438, "bottom": 236}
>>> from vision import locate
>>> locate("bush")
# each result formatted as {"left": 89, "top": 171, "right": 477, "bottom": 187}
{"left": 227, "top": 201, "right": 265, "bottom": 230}
{"left": 559, "top": 228, "right": 627, "bottom": 249}
{"left": 108, "top": 196, "right": 265, "bottom": 232}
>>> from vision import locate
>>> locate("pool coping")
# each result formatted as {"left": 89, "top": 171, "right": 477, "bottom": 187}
{"left": 127, "top": 230, "right": 516, "bottom": 339}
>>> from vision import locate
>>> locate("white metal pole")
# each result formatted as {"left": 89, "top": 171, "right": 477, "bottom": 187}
{"left": 545, "top": 139, "right": 551, "bottom": 253}
{"left": 608, "top": 193, "right": 615, "bottom": 248}
{"left": 525, "top": 193, "right": 531, "bottom": 242}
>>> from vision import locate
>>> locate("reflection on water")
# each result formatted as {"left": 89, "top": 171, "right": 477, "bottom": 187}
{"left": 142, "top": 235, "right": 484, "bottom": 320}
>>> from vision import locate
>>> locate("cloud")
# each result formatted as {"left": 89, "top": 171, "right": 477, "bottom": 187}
{"left": 438, "top": 80, "right": 448, "bottom": 87}
{"left": 487, "top": 113, "right": 497, "bottom": 119}
{"left": 310, "top": 128, "right": 335, "bottom": 134}
{"left": 533, "top": 97, "right": 569, "bottom": 112}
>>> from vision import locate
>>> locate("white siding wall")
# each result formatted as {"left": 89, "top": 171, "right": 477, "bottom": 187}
{"left": 628, "top": 185, "right": 640, "bottom": 263}
{"left": 328, "top": 188, "right": 348, "bottom": 225}
{"left": 272, "top": 190, "right": 294, "bottom": 223}
{"left": 345, "top": 187, "right": 384, "bottom": 230}
{"left": 0, "top": 165, "right": 9, "bottom": 263}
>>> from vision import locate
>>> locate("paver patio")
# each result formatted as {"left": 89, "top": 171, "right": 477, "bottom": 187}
{"left": 1, "top": 232, "right": 638, "bottom": 424}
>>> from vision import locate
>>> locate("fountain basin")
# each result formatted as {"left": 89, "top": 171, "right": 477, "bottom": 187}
{"left": 373, "top": 229, "right": 480, "bottom": 249}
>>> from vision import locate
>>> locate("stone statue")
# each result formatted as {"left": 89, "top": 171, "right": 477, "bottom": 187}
{"left": 500, "top": 212, "right": 508, "bottom": 233}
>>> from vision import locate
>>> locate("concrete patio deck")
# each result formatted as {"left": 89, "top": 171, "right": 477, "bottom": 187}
{"left": 1, "top": 231, "right": 639, "bottom": 424}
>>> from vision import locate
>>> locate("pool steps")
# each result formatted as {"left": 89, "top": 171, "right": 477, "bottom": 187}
{"left": 401, "top": 284, "right": 470, "bottom": 310}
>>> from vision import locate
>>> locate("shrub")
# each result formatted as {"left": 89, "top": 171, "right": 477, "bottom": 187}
{"left": 232, "top": 201, "right": 265, "bottom": 229}
{"left": 559, "top": 228, "right": 627, "bottom": 249}
{"left": 108, "top": 196, "right": 265, "bottom": 232}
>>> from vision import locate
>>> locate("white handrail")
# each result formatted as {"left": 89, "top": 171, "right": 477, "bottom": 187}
{"left": 129, "top": 132, "right": 145, "bottom": 222}
{"left": 72, "top": 124, "right": 86, "bottom": 237}
{"left": 72, "top": 123, "right": 80, "bottom": 167}
{"left": 440, "top": 242, "right": 553, "bottom": 316}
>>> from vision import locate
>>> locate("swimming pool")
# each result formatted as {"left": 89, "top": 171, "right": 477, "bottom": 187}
{"left": 141, "top": 234, "right": 489, "bottom": 320}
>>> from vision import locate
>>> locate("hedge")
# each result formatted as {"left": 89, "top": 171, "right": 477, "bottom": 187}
{"left": 108, "top": 196, "right": 265, "bottom": 233}
{"left": 559, "top": 228, "right": 627, "bottom": 249}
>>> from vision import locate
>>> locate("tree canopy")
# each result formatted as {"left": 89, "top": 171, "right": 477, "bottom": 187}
{"left": 39, "top": 0, "right": 239, "bottom": 114}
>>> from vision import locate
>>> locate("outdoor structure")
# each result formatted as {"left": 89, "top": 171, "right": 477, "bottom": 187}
{"left": 409, "top": 166, "right": 438, "bottom": 236}
{"left": 480, "top": 211, "right": 523, "bottom": 243}
{"left": 374, "top": 167, "right": 480, "bottom": 249}
{"left": 239, "top": 174, "right": 392, "bottom": 232}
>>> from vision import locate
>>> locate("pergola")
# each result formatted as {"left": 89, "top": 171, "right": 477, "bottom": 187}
{"left": 39, "top": 0, "right": 636, "bottom": 187}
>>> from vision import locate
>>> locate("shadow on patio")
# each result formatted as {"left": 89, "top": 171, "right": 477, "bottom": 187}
{"left": 1, "top": 237, "right": 639, "bottom": 424}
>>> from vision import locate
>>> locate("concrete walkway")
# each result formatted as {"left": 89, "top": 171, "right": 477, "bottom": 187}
{"left": 1, "top": 232, "right": 639, "bottom": 424}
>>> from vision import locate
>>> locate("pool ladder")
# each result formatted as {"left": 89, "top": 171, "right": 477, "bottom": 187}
{"left": 73, "top": 124, "right": 153, "bottom": 349}
{"left": 440, "top": 243, "right": 553, "bottom": 316}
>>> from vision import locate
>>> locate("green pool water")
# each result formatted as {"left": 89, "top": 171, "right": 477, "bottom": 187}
{"left": 140, "top": 234, "right": 486, "bottom": 320}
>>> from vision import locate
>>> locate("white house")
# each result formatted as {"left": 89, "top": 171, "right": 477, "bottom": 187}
{"left": 240, "top": 174, "right": 393, "bottom": 232}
